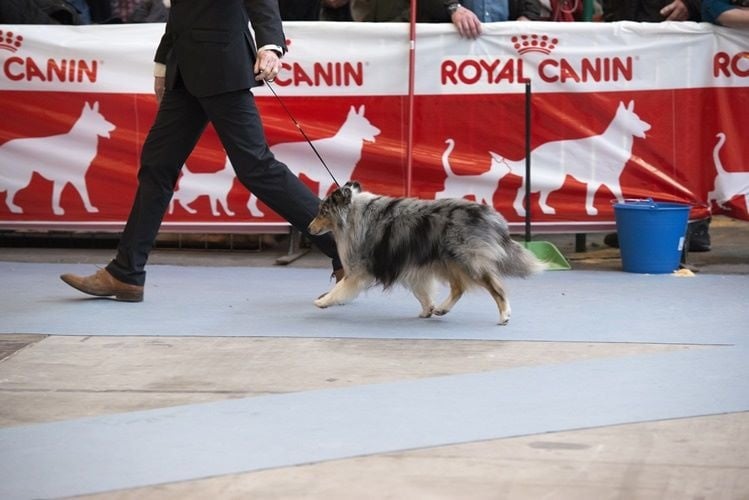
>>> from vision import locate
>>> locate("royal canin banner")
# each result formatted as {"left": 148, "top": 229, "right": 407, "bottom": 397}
{"left": 0, "top": 22, "right": 747, "bottom": 234}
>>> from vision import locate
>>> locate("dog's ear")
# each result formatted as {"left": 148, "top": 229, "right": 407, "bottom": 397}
{"left": 344, "top": 181, "right": 361, "bottom": 193}
{"left": 332, "top": 186, "right": 352, "bottom": 205}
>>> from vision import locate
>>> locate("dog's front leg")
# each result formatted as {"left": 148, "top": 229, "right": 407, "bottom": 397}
{"left": 408, "top": 275, "right": 437, "bottom": 318}
{"left": 314, "top": 277, "right": 363, "bottom": 308}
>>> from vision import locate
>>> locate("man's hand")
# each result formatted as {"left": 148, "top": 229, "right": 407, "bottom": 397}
{"left": 451, "top": 6, "right": 482, "bottom": 39}
{"left": 154, "top": 76, "right": 165, "bottom": 104}
{"left": 660, "top": 0, "right": 689, "bottom": 20}
{"left": 254, "top": 48, "right": 281, "bottom": 82}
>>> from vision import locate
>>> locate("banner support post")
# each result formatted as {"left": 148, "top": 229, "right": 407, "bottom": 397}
{"left": 406, "top": 0, "right": 417, "bottom": 197}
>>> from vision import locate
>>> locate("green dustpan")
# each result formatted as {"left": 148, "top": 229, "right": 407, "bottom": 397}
{"left": 523, "top": 241, "right": 571, "bottom": 270}
{"left": 520, "top": 80, "right": 571, "bottom": 271}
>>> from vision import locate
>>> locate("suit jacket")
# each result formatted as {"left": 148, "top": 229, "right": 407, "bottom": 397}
{"left": 154, "top": 0, "right": 287, "bottom": 97}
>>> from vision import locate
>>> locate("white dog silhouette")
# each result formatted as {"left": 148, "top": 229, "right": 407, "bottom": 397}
{"left": 169, "top": 158, "right": 236, "bottom": 216}
{"left": 438, "top": 101, "right": 651, "bottom": 217}
{"left": 0, "top": 101, "right": 115, "bottom": 215}
{"left": 708, "top": 132, "right": 749, "bottom": 212}
{"left": 247, "top": 104, "right": 381, "bottom": 217}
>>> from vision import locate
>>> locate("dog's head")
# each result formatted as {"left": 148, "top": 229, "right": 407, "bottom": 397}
{"left": 615, "top": 100, "right": 651, "bottom": 139}
{"left": 82, "top": 101, "right": 116, "bottom": 139}
{"left": 308, "top": 182, "right": 361, "bottom": 235}
{"left": 345, "top": 106, "right": 381, "bottom": 143}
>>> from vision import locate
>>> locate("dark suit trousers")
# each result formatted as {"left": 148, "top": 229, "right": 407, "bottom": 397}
{"left": 107, "top": 86, "right": 341, "bottom": 286}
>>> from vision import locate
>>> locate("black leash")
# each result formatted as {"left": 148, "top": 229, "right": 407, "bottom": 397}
{"left": 265, "top": 81, "right": 341, "bottom": 189}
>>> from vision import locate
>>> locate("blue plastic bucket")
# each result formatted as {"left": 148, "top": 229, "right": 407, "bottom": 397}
{"left": 613, "top": 199, "right": 690, "bottom": 274}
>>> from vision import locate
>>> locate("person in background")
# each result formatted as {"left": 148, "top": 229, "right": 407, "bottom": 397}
{"left": 279, "top": 0, "right": 321, "bottom": 20}
{"left": 538, "top": 0, "right": 583, "bottom": 20}
{"left": 0, "top": 0, "right": 94, "bottom": 24}
{"left": 348, "top": 0, "right": 470, "bottom": 22}
{"left": 602, "top": 0, "right": 701, "bottom": 21}
{"left": 350, "top": 0, "right": 410, "bottom": 21}
{"left": 321, "top": 0, "right": 353, "bottom": 20}
{"left": 109, "top": 0, "right": 168, "bottom": 22}
{"left": 441, "top": 0, "right": 543, "bottom": 39}
{"left": 702, "top": 0, "right": 749, "bottom": 27}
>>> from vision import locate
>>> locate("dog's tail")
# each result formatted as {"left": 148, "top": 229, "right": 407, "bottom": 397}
{"left": 498, "top": 238, "right": 547, "bottom": 277}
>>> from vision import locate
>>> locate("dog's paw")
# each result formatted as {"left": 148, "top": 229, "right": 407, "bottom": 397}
{"left": 432, "top": 308, "right": 449, "bottom": 316}
{"left": 498, "top": 307, "right": 511, "bottom": 325}
{"left": 419, "top": 306, "right": 434, "bottom": 318}
{"left": 314, "top": 296, "right": 331, "bottom": 308}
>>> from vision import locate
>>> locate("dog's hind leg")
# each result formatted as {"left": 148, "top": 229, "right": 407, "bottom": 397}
{"left": 50, "top": 181, "right": 66, "bottom": 215}
{"left": 481, "top": 274, "right": 511, "bottom": 325}
{"left": 433, "top": 274, "right": 465, "bottom": 317}
{"left": 314, "top": 276, "right": 365, "bottom": 308}
{"left": 219, "top": 198, "right": 235, "bottom": 217}
{"left": 181, "top": 201, "right": 198, "bottom": 214}
{"left": 513, "top": 184, "right": 527, "bottom": 217}
{"left": 69, "top": 178, "right": 99, "bottom": 213}
{"left": 246, "top": 194, "right": 265, "bottom": 217}
{"left": 3, "top": 188, "right": 24, "bottom": 214}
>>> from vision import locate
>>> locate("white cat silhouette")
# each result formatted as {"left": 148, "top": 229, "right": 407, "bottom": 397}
{"left": 435, "top": 138, "right": 505, "bottom": 204}
{"left": 0, "top": 101, "right": 115, "bottom": 215}
{"left": 708, "top": 132, "right": 749, "bottom": 212}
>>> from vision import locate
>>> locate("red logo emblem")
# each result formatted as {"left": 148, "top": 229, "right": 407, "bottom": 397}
{"left": 512, "top": 34, "right": 558, "bottom": 56}
{"left": 0, "top": 30, "right": 23, "bottom": 53}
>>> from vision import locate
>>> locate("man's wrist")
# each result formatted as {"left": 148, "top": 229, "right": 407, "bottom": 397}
{"left": 258, "top": 44, "right": 284, "bottom": 58}
{"left": 445, "top": 1, "right": 461, "bottom": 16}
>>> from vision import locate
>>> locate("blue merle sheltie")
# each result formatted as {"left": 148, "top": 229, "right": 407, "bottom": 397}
{"left": 308, "top": 182, "right": 544, "bottom": 325}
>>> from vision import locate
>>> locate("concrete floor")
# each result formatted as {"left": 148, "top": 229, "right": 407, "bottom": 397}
{"left": 1, "top": 215, "right": 748, "bottom": 499}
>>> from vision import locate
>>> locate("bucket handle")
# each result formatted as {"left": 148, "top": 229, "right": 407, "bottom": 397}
{"left": 611, "top": 198, "right": 656, "bottom": 208}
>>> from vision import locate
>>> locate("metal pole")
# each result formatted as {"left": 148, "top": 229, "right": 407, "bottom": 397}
{"left": 406, "top": 0, "right": 417, "bottom": 197}
{"left": 524, "top": 80, "right": 531, "bottom": 244}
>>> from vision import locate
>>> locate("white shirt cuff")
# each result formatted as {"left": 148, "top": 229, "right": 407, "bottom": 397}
{"left": 258, "top": 44, "right": 284, "bottom": 57}
{"left": 154, "top": 63, "right": 166, "bottom": 77}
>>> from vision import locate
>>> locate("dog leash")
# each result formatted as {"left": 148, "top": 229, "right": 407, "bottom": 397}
{"left": 265, "top": 81, "right": 341, "bottom": 189}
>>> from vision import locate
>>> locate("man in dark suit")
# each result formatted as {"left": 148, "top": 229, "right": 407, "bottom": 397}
{"left": 60, "top": 0, "right": 343, "bottom": 302}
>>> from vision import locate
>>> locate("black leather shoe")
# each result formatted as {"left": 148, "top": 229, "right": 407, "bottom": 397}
{"left": 687, "top": 218, "right": 711, "bottom": 252}
{"left": 603, "top": 232, "right": 619, "bottom": 248}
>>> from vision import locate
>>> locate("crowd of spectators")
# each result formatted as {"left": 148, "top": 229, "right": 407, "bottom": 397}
{"left": 0, "top": 0, "right": 169, "bottom": 24}
{"left": 277, "top": 1, "right": 596, "bottom": 25}
{"left": 3, "top": 0, "right": 747, "bottom": 30}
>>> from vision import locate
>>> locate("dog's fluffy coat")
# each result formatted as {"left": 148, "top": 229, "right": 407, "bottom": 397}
{"left": 309, "top": 182, "right": 544, "bottom": 324}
